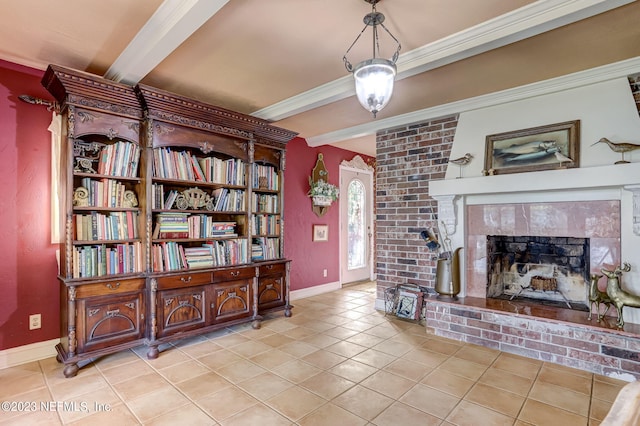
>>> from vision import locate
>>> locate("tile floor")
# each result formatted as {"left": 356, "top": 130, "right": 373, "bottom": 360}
{"left": 0, "top": 281, "right": 629, "bottom": 425}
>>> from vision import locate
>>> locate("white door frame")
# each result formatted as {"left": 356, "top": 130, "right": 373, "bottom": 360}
{"left": 339, "top": 156, "right": 375, "bottom": 286}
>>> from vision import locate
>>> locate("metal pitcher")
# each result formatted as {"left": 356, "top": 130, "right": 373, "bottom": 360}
{"left": 435, "top": 247, "right": 462, "bottom": 299}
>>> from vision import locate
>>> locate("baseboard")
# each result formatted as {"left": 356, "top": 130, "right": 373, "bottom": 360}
{"left": 290, "top": 281, "right": 341, "bottom": 301}
{"left": 0, "top": 339, "right": 59, "bottom": 370}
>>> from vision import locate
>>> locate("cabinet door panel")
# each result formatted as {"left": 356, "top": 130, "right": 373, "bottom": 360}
{"left": 258, "top": 274, "right": 284, "bottom": 312}
{"left": 157, "top": 287, "right": 206, "bottom": 337}
{"left": 209, "top": 281, "right": 251, "bottom": 324}
{"left": 78, "top": 292, "right": 144, "bottom": 352}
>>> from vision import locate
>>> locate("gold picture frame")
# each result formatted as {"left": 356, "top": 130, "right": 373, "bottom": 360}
{"left": 313, "top": 224, "right": 328, "bottom": 242}
{"left": 484, "top": 120, "right": 580, "bottom": 175}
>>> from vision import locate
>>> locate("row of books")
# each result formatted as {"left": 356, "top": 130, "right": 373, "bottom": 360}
{"left": 96, "top": 141, "right": 141, "bottom": 178}
{"left": 75, "top": 211, "right": 138, "bottom": 241}
{"left": 252, "top": 193, "right": 279, "bottom": 213}
{"left": 252, "top": 163, "right": 279, "bottom": 190}
{"left": 153, "top": 147, "right": 246, "bottom": 185}
{"left": 252, "top": 215, "right": 280, "bottom": 236}
{"left": 78, "top": 178, "right": 135, "bottom": 208}
{"left": 198, "top": 156, "right": 245, "bottom": 185}
{"left": 153, "top": 213, "right": 238, "bottom": 240}
{"left": 72, "top": 242, "right": 143, "bottom": 278}
{"left": 152, "top": 239, "right": 248, "bottom": 271}
{"left": 212, "top": 188, "right": 245, "bottom": 212}
{"left": 251, "top": 237, "right": 280, "bottom": 261}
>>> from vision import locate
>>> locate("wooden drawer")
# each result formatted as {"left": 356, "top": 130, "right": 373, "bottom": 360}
{"left": 213, "top": 266, "right": 255, "bottom": 283}
{"left": 259, "top": 262, "right": 285, "bottom": 276}
{"left": 208, "top": 281, "right": 252, "bottom": 324}
{"left": 75, "top": 278, "right": 145, "bottom": 298}
{"left": 156, "top": 272, "right": 212, "bottom": 290}
{"left": 157, "top": 287, "right": 206, "bottom": 337}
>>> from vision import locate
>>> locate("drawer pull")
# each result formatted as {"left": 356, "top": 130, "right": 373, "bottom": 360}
{"left": 230, "top": 271, "right": 240, "bottom": 277}
{"left": 106, "top": 282, "right": 120, "bottom": 290}
{"left": 180, "top": 276, "right": 192, "bottom": 283}
{"left": 106, "top": 309, "right": 120, "bottom": 317}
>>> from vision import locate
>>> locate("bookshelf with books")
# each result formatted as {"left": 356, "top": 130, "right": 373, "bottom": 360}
{"left": 138, "top": 84, "right": 295, "bottom": 359}
{"left": 44, "top": 65, "right": 297, "bottom": 377}
{"left": 43, "top": 65, "right": 147, "bottom": 378}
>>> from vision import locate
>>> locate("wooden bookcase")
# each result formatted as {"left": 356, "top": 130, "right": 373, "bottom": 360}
{"left": 43, "top": 66, "right": 297, "bottom": 377}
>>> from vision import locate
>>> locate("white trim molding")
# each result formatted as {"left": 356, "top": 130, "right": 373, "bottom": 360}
{"left": 290, "top": 281, "right": 341, "bottom": 301}
{"left": 0, "top": 339, "right": 59, "bottom": 370}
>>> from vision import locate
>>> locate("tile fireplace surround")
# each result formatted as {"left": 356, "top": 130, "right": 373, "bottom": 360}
{"left": 427, "top": 163, "right": 640, "bottom": 380}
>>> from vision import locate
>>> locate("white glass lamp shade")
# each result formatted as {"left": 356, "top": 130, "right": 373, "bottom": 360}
{"left": 353, "top": 58, "right": 396, "bottom": 117}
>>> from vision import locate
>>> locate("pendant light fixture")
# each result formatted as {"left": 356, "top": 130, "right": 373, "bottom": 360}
{"left": 343, "top": 0, "right": 401, "bottom": 118}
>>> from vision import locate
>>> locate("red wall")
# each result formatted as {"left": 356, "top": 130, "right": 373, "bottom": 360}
{"left": 284, "top": 138, "right": 372, "bottom": 291}
{"left": 0, "top": 60, "right": 372, "bottom": 352}
{"left": 0, "top": 60, "right": 60, "bottom": 350}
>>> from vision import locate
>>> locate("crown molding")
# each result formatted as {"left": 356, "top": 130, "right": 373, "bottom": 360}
{"left": 306, "top": 56, "right": 640, "bottom": 147}
{"left": 253, "top": 0, "right": 634, "bottom": 122}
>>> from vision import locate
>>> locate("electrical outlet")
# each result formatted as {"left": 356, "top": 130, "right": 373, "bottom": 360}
{"left": 323, "top": 269, "right": 327, "bottom": 277}
{"left": 29, "top": 314, "right": 41, "bottom": 330}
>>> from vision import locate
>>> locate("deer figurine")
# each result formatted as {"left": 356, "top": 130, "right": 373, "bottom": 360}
{"left": 588, "top": 274, "right": 611, "bottom": 321}
{"left": 602, "top": 263, "right": 640, "bottom": 328}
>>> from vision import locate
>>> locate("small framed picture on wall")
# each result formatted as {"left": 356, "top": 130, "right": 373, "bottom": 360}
{"left": 313, "top": 224, "right": 329, "bottom": 242}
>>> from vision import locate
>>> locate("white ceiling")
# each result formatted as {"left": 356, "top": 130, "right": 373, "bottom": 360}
{"left": 2, "top": 0, "right": 640, "bottom": 156}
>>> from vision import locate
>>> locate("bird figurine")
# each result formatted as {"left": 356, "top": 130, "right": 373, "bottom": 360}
{"left": 554, "top": 151, "right": 574, "bottom": 168}
{"left": 591, "top": 137, "right": 640, "bottom": 164}
{"left": 449, "top": 153, "right": 473, "bottom": 178}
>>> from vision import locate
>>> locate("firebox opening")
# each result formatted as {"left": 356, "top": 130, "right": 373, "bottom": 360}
{"left": 486, "top": 236, "right": 590, "bottom": 311}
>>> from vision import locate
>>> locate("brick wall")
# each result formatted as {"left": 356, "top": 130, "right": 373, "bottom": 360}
{"left": 375, "top": 115, "right": 458, "bottom": 300}
{"left": 426, "top": 300, "right": 640, "bottom": 380}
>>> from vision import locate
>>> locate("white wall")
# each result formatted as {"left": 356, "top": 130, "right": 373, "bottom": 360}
{"left": 444, "top": 77, "right": 640, "bottom": 324}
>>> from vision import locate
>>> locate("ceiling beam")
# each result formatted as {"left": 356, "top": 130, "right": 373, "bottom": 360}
{"left": 252, "top": 0, "right": 634, "bottom": 122}
{"left": 104, "top": 0, "right": 229, "bottom": 84}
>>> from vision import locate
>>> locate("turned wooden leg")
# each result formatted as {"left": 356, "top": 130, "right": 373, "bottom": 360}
{"left": 252, "top": 319, "right": 261, "bottom": 329}
{"left": 147, "top": 345, "right": 159, "bottom": 359}
{"left": 284, "top": 306, "right": 292, "bottom": 318}
{"left": 63, "top": 363, "right": 79, "bottom": 378}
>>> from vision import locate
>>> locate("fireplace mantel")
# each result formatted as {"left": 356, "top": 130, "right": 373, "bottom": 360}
{"left": 430, "top": 162, "right": 640, "bottom": 198}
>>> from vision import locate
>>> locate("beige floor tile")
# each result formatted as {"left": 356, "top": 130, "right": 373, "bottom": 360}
{"left": 529, "top": 380, "right": 590, "bottom": 417}
{"left": 372, "top": 338, "right": 418, "bottom": 356}
{"left": 345, "top": 333, "right": 386, "bottom": 348}
{"left": 373, "top": 401, "right": 442, "bottom": 426}
{"left": 67, "top": 403, "right": 138, "bottom": 426}
{"left": 226, "top": 340, "right": 273, "bottom": 358}
{"left": 351, "top": 348, "right": 396, "bottom": 369}
{"left": 56, "top": 385, "right": 122, "bottom": 424}
{"left": 210, "top": 333, "right": 252, "bottom": 348}
{"left": 360, "top": 370, "right": 415, "bottom": 399}
{"left": 324, "top": 341, "right": 368, "bottom": 358}
{"left": 92, "top": 349, "right": 141, "bottom": 369}
{"left": 341, "top": 320, "right": 375, "bottom": 333}
{"left": 518, "top": 399, "right": 589, "bottom": 425}
{"left": 438, "top": 356, "right": 489, "bottom": 381}
{"left": 222, "top": 402, "right": 291, "bottom": 426}
{"left": 543, "top": 360, "right": 593, "bottom": 378}
{"left": 112, "top": 372, "right": 171, "bottom": 401}
{"left": 363, "top": 325, "right": 401, "bottom": 339}
{"left": 144, "top": 348, "right": 193, "bottom": 370}
{"left": 421, "top": 368, "right": 475, "bottom": 398}
{"left": 159, "top": 359, "right": 211, "bottom": 384}
{"left": 383, "top": 358, "right": 433, "bottom": 382}
{"left": 127, "top": 387, "right": 190, "bottom": 422}
{"left": 301, "top": 349, "right": 347, "bottom": 370}
{"left": 144, "top": 403, "right": 213, "bottom": 426}
{"left": 478, "top": 367, "right": 535, "bottom": 396}
{"left": 237, "top": 372, "right": 294, "bottom": 400}
{"left": 298, "top": 402, "right": 367, "bottom": 426}
{"left": 271, "top": 359, "right": 322, "bottom": 384}
{"left": 299, "top": 371, "right": 356, "bottom": 400}
{"left": 0, "top": 387, "right": 53, "bottom": 422}
{"left": 302, "top": 321, "right": 336, "bottom": 333}
{"left": 196, "top": 386, "right": 258, "bottom": 421}
{"left": 249, "top": 349, "right": 297, "bottom": 370}
{"left": 537, "top": 364, "right": 593, "bottom": 395}
{"left": 329, "top": 359, "right": 377, "bottom": 383}
{"left": 590, "top": 397, "right": 614, "bottom": 421}
{"left": 453, "top": 345, "right": 500, "bottom": 366}
{"left": 216, "top": 359, "right": 267, "bottom": 383}
{"left": 197, "top": 349, "right": 243, "bottom": 370}
{"left": 0, "top": 372, "right": 48, "bottom": 400}
{"left": 400, "top": 348, "right": 448, "bottom": 368}
{"left": 446, "top": 400, "right": 515, "bottom": 426}
{"left": 332, "top": 385, "right": 394, "bottom": 421}
{"left": 2, "top": 409, "right": 63, "bottom": 425}
{"left": 464, "top": 382, "right": 526, "bottom": 418}
{"left": 265, "top": 386, "right": 326, "bottom": 421}
{"left": 421, "top": 338, "right": 463, "bottom": 355}
{"left": 175, "top": 371, "right": 233, "bottom": 400}
{"left": 492, "top": 353, "right": 541, "bottom": 380}
{"left": 301, "top": 333, "right": 342, "bottom": 349}
{"left": 98, "top": 358, "right": 154, "bottom": 384}
{"left": 48, "top": 371, "right": 109, "bottom": 401}
{"left": 177, "top": 340, "right": 224, "bottom": 359}
{"left": 323, "top": 326, "right": 361, "bottom": 340}
{"left": 592, "top": 379, "right": 625, "bottom": 402}
{"left": 399, "top": 383, "right": 460, "bottom": 419}
{"left": 278, "top": 341, "right": 318, "bottom": 358}
{"left": 259, "top": 333, "right": 296, "bottom": 348}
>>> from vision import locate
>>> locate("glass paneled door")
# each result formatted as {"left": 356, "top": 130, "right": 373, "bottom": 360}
{"left": 340, "top": 165, "right": 373, "bottom": 284}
